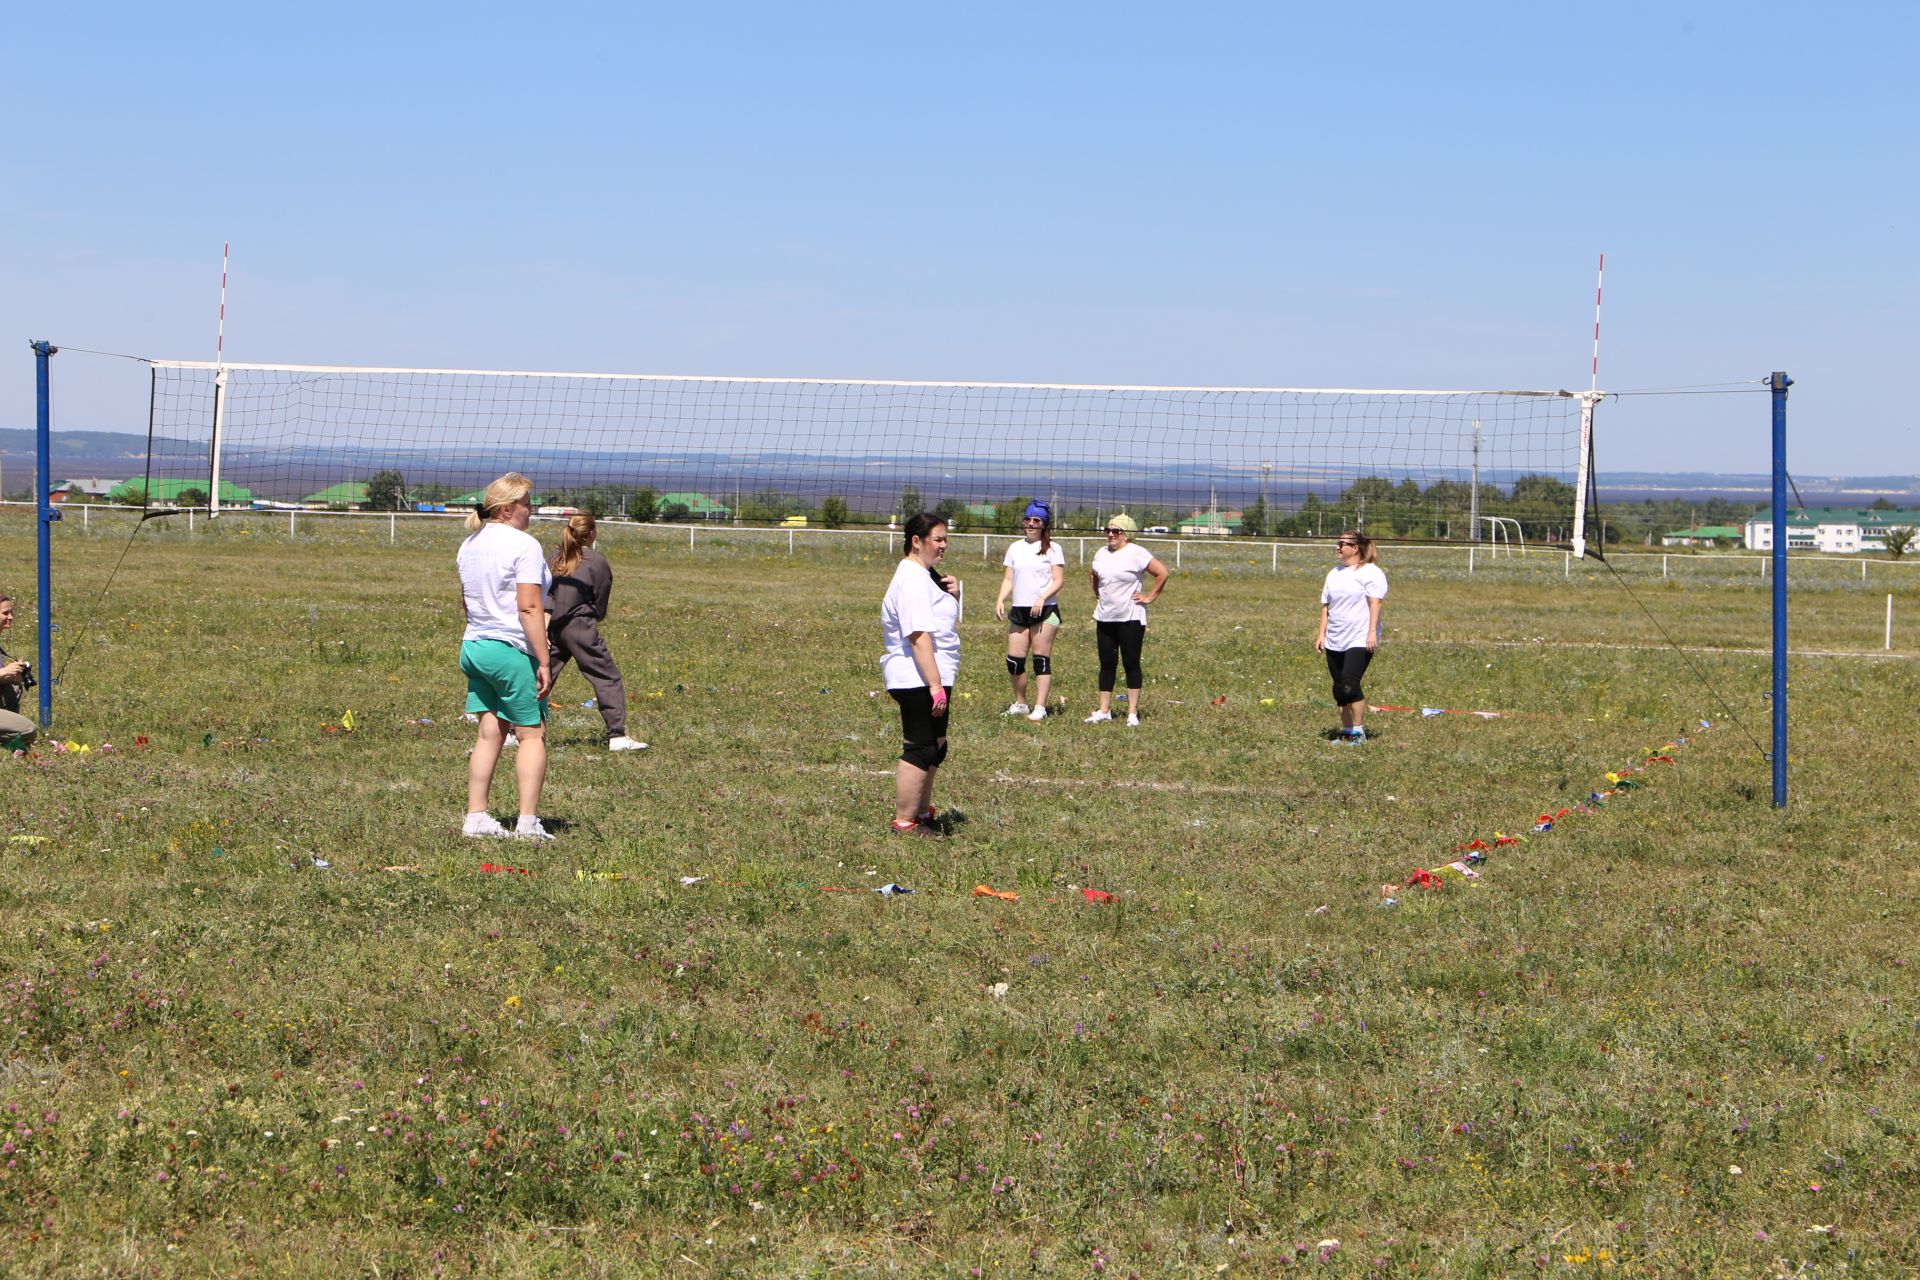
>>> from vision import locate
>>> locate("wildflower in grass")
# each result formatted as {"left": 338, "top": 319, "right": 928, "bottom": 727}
{"left": 503, "top": 996, "right": 521, "bottom": 1009}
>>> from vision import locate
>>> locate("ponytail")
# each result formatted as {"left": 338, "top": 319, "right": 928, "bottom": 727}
{"left": 553, "top": 513, "right": 597, "bottom": 576}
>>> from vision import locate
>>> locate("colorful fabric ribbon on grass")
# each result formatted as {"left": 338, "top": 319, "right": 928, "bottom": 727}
{"left": 1382, "top": 725, "right": 1708, "bottom": 904}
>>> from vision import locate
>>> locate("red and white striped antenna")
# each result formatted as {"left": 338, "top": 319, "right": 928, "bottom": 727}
{"left": 1590, "top": 252, "right": 1604, "bottom": 395}
{"left": 214, "top": 241, "right": 230, "bottom": 370}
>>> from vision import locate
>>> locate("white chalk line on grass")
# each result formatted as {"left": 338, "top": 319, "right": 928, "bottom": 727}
{"left": 794, "top": 762, "right": 1296, "bottom": 796}
{"left": 1403, "top": 638, "right": 1916, "bottom": 661}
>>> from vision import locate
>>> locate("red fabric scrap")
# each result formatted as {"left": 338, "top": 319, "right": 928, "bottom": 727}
{"left": 1081, "top": 887, "right": 1115, "bottom": 903}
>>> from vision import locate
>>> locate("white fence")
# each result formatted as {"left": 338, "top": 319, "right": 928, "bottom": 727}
{"left": 8, "top": 502, "right": 1920, "bottom": 588}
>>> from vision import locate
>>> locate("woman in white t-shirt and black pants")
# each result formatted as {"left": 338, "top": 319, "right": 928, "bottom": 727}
{"left": 881, "top": 513, "right": 962, "bottom": 835}
{"left": 1086, "top": 513, "right": 1169, "bottom": 726}
{"left": 993, "top": 500, "right": 1067, "bottom": 722}
{"left": 1315, "top": 529, "right": 1387, "bottom": 744}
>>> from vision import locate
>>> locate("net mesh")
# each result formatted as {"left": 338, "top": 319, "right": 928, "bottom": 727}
{"left": 144, "top": 364, "right": 1588, "bottom": 540}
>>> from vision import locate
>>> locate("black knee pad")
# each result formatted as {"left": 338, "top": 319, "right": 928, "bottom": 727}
{"left": 1333, "top": 682, "right": 1364, "bottom": 706}
{"left": 901, "top": 739, "right": 941, "bottom": 770}
{"left": 932, "top": 738, "right": 950, "bottom": 768}
{"left": 1030, "top": 654, "right": 1051, "bottom": 676}
{"left": 1005, "top": 654, "right": 1026, "bottom": 676}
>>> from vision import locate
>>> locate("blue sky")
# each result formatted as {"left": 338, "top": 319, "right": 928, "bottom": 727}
{"left": 4, "top": 1, "right": 1913, "bottom": 475}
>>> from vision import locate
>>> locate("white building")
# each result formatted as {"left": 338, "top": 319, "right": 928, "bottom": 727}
{"left": 1743, "top": 507, "right": 1920, "bottom": 554}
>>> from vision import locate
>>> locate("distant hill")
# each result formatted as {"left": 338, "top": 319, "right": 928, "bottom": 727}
{"left": 1597, "top": 471, "right": 1920, "bottom": 504}
{"left": 0, "top": 429, "right": 202, "bottom": 460}
{"left": 1, "top": 429, "right": 1913, "bottom": 508}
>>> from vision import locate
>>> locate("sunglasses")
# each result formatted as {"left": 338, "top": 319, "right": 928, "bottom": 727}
{"left": 1104, "top": 528, "right": 1126, "bottom": 535}
{"left": 1337, "top": 540, "right": 1358, "bottom": 547}
{"left": 1022, "top": 518, "right": 1045, "bottom": 525}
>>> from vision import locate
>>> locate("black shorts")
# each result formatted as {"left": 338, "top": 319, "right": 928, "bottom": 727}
{"left": 1008, "top": 604, "right": 1062, "bottom": 629}
{"left": 890, "top": 686, "right": 952, "bottom": 745}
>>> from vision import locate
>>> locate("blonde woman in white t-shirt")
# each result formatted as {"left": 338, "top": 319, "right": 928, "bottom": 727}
{"left": 1314, "top": 529, "right": 1388, "bottom": 744}
{"left": 993, "top": 500, "right": 1067, "bottom": 722}
{"left": 1085, "top": 514, "right": 1169, "bottom": 727}
{"left": 456, "top": 473, "right": 556, "bottom": 840}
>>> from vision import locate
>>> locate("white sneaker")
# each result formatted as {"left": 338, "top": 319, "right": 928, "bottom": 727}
{"left": 503, "top": 732, "right": 519, "bottom": 749}
{"left": 608, "top": 736, "right": 648, "bottom": 752}
{"left": 1084, "top": 710, "right": 1112, "bottom": 724}
{"left": 1126, "top": 714, "right": 1140, "bottom": 727}
{"left": 514, "top": 817, "right": 554, "bottom": 842}
{"left": 462, "top": 812, "right": 510, "bottom": 838}
{"left": 1026, "top": 705, "right": 1048, "bottom": 722}
{"left": 1002, "top": 702, "right": 1030, "bottom": 717}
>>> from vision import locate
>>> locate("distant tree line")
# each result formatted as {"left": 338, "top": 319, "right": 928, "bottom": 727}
{"left": 155, "top": 467, "right": 1911, "bottom": 552}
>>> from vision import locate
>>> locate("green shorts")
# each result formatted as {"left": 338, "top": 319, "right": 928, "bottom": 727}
{"left": 461, "top": 639, "right": 547, "bottom": 727}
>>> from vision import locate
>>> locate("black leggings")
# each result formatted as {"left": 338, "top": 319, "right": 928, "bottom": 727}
{"left": 1326, "top": 646, "right": 1373, "bottom": 708}
{"left": 1096, "top": 620, "right": 1146, "bottom": 692}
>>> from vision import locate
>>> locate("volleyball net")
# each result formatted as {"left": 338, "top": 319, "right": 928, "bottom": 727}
{"left": 131, "top": 360, "right": 1599, "bottom": 548}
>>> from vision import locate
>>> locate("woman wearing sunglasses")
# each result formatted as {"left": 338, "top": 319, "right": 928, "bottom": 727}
{"left": 1315, "top": 529, "right": 1387, "bottom": 743}
{"left": 993, "top": 500, "right": 1066, "bottom": 721}
{"left": 1085, "top": 514, "right": 1169, "bottom": 726}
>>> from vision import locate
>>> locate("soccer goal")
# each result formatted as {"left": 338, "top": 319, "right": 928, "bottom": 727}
{"left": 122, "top": 357, "right": 1600, "bottom": 548}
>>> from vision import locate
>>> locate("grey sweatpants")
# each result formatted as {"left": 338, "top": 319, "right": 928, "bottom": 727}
{"left": 551, "top": 616, "right": 628, "bottom": 738}
{"left": 0, "top": 707, "right": 37, "bottom": 749}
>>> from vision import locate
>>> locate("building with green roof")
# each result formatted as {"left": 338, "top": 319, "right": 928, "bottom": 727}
{"left": 106, "top": 477, "right": 253, "bottom": 505}
{"left": 655, "top": 491, "right": 732, "bottom": 520}
{"left": 1178, "top": 509, "right": 1244, "bottom": 536}
{"left": 304, "top": 482, "right": 370, "bottom": 507}
{"left": 1660, "top": 525, "right": 1742, "bottom": 547}
{"left": 1743, "top": 507, "right": 1920, "bottom": 554}
{"left": 450, "top": 487, "right": 543, "bottom": 507}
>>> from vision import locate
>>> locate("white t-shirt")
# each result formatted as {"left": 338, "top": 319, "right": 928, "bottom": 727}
{"left": 880, "top": 558, "right": 961, "bottom": 689}
{"left": 458, "top": 523, "right": 552, "bottom": 652}
{"left": 1321, "top": 563, "right": 1388, "bottom": 651}
{"left": 1092, "top": 543, "right": 1156, "bottom": 624}
{"left": 1002, "top": 538, "right": 1066, "bottom": 610}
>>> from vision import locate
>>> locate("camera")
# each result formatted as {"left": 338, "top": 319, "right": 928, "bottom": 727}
{"left": 17, "top": 660, "right": 34, "bottom": 691}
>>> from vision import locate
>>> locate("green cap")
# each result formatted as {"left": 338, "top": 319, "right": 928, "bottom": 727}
{"left": 1105, "top": 513, "right": 1138, "bottom": 533}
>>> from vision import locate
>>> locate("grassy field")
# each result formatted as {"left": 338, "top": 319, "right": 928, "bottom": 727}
{"left": 2, "top": 512, "right": 1917, "bottom": 1277}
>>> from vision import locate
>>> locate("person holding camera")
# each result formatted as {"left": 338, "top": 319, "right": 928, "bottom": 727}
{"left": 0, "top": 593, "right": 39, "bottom": 751}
